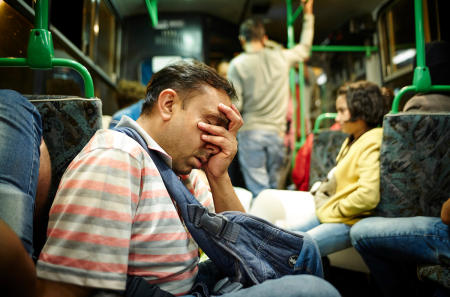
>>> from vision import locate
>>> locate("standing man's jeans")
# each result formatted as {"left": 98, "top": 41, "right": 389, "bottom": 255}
{"left": 237, "top": 130, "right": 285, "bottom": 197}
{"left": 350, "top": 216, "right": 450, "bottom": 297}
{"left": 0, "top": 89, "right": 42, "bottom": 256}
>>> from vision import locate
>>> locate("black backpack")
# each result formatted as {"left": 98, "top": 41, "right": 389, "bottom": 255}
{"left": 113, "top": 126, "right": 323, "bottom": 296}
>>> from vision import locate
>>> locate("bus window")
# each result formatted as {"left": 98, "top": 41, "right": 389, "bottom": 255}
{"left": 378, "top": 0, "right": 415, "bottom": 81}
{"left": 378, "top": 0, "right": 449, "bottom": 85}
{"left": 82, "top": 0, "right": 120, "bottom": 81}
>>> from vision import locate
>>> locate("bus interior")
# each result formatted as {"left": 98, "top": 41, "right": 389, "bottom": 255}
{"left": 0, "top": 0, "right": 449, "bottom": 296}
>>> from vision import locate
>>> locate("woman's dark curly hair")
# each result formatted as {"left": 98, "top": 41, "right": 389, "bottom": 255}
{"left": 339, "top": 81, "right": 388, "bottom": 128}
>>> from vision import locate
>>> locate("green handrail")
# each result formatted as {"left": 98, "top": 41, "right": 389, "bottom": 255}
{"left": 312, "top": 45, "right": 378, "bottom": 58}
{"left": 313, "top": 113, "right": 337, "bottom": 134}
{"left": 286, "top": 0, "right": 306, "bottom": 167}
{"left": 390, "top": 0, "right": 450, "bottom": 113}
{"left": 145, "top": 0, "right": 158, "bottom": 27}
{"left": 0, "top": 0, "right": 95, "bottom": 98}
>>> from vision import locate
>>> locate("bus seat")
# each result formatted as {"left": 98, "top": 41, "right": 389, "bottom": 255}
{"left": 26, "top": 95, "right": 103, "bottom": 258}
{"left": 375, "top": 112, "right": 450, "bottom": 217}
{"left": 375, "top": 112, "right": 450, "bottom": 290}
{"left": 308, "top": 130, "right": 347, "bottom": 189}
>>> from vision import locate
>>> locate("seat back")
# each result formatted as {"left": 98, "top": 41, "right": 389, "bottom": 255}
{"left": 375, "top": 112, "right": 450, "bottom": 217}
{"left": 309, "top": 130, "right": 347, "bottom": 189}
{"left": 27, "top": 95, "right": 102, "bottom": 257}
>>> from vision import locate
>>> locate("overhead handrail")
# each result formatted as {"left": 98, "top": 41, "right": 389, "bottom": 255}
{"left": 312, "top": 45, "right": 378, "bottom": 58}
{"left": 0, "top": 0, "right": 95, "bottom": 98}
{"left": 145, "top": 0, "right": 158, "bottom": 27}
{"left": 313, "top": 113, "right": 337, "bottom": 134}
{"left": 390, "top": 0, "right": 450, "bottom": 113}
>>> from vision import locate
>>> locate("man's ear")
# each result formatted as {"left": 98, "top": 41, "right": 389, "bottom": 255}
{"left": 157, "top": 89, "right": 177, "bottom": 121}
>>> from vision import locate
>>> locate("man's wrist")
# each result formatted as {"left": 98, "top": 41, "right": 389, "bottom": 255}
{"left": 206, "top": 170, "right": 230, "bottom": 184}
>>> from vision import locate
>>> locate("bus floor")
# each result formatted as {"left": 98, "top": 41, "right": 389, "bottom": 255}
{"left": 323, "top": 258, "right": 446, "bottom": 297}
{"left": 324, "top": 264, "right": 382, "bottom": 297}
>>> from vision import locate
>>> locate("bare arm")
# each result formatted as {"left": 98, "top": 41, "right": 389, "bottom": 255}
{"left": 441, "top": 198, "right": 450, "bottom": 225}
{"left": 302, "top": 0, "right": 313, "bottom": 15}
{"left": 0, "top": 219, "right": 91, "bottom": 297}
{"left": 36, "top": 279, "right": 91, "bottom": 297}
{"left": 0, "top": 219, "right": 37, "bottom": 297}
{"left": 284, "top": 0, "right": 314, "bottom": 64}
{"left": 207, "top": 171, "right": 245, "bottom": 213}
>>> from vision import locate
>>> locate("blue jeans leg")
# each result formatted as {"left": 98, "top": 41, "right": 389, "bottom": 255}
{"left": 294, "top": 232, "right": 324, "bottom": 277}
{"left": 237, "top": 130, "right": 285, "bottom": 197}
{"left": 291, "top": 212, "right": 321, "bottom": 233}
{"left": 185, "top": 275, "right": 341, "bottom": 297}
{"left": 290, "top": 198, "right": 351, "bottom": 256}
{"left": 307, "top": 223, "right": 352, "bottom": 257}
{"left": 350, "top": 216, "right": 450, "bottom": 297}
{"left": 0, "top": 89, "right": 42, "bottom": 256}
{"left": 216, "top": 275, "right": 341, "bottom": 297}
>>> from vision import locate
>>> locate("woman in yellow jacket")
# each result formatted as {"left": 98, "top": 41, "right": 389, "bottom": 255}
{"left": 249, "top": 81, "right": 389, "bottom": 256}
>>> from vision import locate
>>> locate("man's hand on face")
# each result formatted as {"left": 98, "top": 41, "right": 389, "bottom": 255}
{"left": 197, "top": 103, "right": 243, "bottom": 178}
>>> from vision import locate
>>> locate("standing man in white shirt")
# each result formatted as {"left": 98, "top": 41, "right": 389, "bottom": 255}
{"left": 228, "top": 0, "right": 314, "bottom": 196}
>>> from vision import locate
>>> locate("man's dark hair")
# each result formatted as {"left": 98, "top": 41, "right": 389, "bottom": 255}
{"left": 141, "top": 60, "right": 237, "bottom": 114}
{"left": 345, "top": 81, "right": 388, "bottom": 128}
{"left": 239, "top": 18, "right": 266, "bottom": 42}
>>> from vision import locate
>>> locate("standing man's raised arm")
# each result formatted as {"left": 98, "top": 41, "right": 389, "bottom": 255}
{"left": 284, "top": 0, "right": 315, "bottom": 63}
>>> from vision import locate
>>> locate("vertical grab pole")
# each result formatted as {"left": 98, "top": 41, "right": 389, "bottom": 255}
{"left": 298, "top": 61, "right": 306, "bottom": 147}
{"left": 28, "top": 0, "right": 54, "bottom": 68}
{"left": 391, "top": 0, "right": 431, "bottom": 113}
{"left": 35, "top": 0, "right": 49, "bottom": 30}
{"left": 287, "top": 0, "right": 296, "bottom": 168}
{"left": 414, "top": 0, "right": 425, "bottom": 69}
{"left": 412, "top": 0, "right": 431, "bottom": 91}
{"left": 287, "top": 0, "right": 305, "bottom": 167}
{"left": 145, "top": 0, "right": 159, "bottom": 27}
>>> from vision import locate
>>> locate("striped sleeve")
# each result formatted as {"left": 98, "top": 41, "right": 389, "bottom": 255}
{"left": 183, "top": 170, "right": 214, "bottom": 212}
{"left": 36, "top": 142, "right": 143, "bottom": 291}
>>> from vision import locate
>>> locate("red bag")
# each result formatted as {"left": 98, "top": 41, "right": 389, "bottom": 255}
{"left": 291, "top": 133, "right": 314, "bottom": 191}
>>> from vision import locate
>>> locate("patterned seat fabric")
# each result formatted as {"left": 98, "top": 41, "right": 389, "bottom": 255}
{"left": 27, "top": 95, "right": 102, "bottom": 256}
{"left": 309, "top": 130, "right": 348, "bottom": 189}
{"left": 417, "top": 264, "right": 450, "bottom": 289}
{"left": 375, "top": 113, "right": 450, "bottom": 217}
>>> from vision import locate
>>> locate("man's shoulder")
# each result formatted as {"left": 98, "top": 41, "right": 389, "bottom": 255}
{"left": 82, "top": 129, "right": 148, "bottom": 160}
